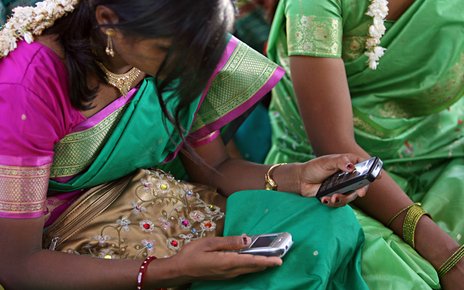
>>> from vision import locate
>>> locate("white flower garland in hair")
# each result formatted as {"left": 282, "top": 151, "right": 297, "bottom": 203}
{"left": 365, "top": 0, "right": 389, "bottom": 70}
{"left": 0, "top": 0, "right": 79, "bottom": 58}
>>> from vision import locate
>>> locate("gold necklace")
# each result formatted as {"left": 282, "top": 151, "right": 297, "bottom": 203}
{"left": 97, "top": 62, "right": 142, "bottom": 96}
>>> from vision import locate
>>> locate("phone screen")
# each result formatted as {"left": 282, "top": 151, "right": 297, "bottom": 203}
{"left": 250, "top": 235, "right": 276, "bottom": 248}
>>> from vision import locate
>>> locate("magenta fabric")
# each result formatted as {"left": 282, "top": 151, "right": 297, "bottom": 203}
{"left": 0, "top": 41, "right": 133, "bottom": 221}
{"left": 0, "top": 38, "right": 283, "bottom": 221}
{"left": 187, "top": 65, "right": 285, "bottom": 142}
{"left": 0, "top": 41, "right": 85, "bottom": 167}
{"left": 72, "top": 88, "right": 136, "bottom": 133}
{"left": 0, "top": 41, "right": 84, "bottom": 219}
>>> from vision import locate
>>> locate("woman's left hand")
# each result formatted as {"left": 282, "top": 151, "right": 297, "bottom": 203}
{"left": 298, "top": 154, "right": 370, "bottom": 207}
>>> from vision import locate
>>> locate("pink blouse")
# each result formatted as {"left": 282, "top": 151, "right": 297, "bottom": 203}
{"left": 0, "top": 41, "right": 138, "bottom": 221}
{"left": 0, "top": 41, "right": 85, "bottom": 219}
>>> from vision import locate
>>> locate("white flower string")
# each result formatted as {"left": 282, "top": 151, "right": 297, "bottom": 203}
{"left": 365, "top": 0, "right": 389, "bottom": 69}
{"left": 0, "top": 0, "right": 79, "bottom": 58}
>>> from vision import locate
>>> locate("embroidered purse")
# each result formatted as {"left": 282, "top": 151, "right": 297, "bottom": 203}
{"left": 43, "top": 169, "right": 226, "bottom": 259}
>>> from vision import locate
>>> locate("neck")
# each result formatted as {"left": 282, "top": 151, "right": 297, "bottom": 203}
{"left": 99, "top": 54, "right": 134, "bottom": 74}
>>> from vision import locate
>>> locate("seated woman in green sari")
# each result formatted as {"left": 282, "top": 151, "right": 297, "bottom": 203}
{"left": 265, "top": 0, "right": 464, "bottom": 289}
{"left": 0, "top": 0, "right": 372, "bottom": 289}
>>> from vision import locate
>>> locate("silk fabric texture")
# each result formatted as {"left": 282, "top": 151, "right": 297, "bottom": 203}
{"left": 0, "top": 30, "right": 367, "bottom": 289}
{"left": 266, "top": 0, "right": 464, "bottom": 289}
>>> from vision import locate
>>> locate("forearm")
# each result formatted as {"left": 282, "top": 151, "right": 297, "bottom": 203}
{"left": 192, "top": 157, "right": 302, "bottom": 196}
{"left": 3, "top": 250, "right": 180, "bottom": 290}
{"left": 315, "top": 141, "right": 459, "bottom": 269}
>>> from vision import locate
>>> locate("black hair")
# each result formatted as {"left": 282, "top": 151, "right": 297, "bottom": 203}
{"left": 45, "top": 0, "right": 233, "bottom": 141}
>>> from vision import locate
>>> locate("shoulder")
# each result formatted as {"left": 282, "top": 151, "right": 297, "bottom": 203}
{"left": 0, "top": 40, "right": 80, "bottom": 137}
{"left": 0, "top": 40, "right": 67, "bottom": 89}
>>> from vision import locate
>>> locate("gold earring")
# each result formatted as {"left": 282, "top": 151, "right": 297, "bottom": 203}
{"left": 105, "top": 28, "right": 115, "bottom": 57}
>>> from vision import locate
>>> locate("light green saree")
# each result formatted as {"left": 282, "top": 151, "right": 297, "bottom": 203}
{"left": 266, "top": 0, "right": 464, "bottom": 289}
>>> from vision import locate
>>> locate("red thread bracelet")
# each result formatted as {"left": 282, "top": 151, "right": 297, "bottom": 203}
{"left": 136, "top": 255, "right": 162, "bottom": 290}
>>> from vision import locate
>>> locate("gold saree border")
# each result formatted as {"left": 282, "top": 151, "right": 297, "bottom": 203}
{"left": 191, "top": 41, "right": 280, "bottom": 131}
{"left": 0, "top": 163, "right": 50, "bottom": 216}
{"left": 287, "top": 14, "right": 342, "bottom": 58}
{"left": 50, "top": 106, "right": 126, "bottom": 178}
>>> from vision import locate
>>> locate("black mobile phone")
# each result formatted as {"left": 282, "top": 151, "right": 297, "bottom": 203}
{"left": 238, "top": 232, "right": 293, "bottom": 258}
{"left": 316, "top": 157, "right": 383, "bottom": 200}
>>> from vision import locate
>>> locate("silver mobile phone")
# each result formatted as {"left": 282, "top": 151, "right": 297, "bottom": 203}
{"left": 238, "top": 232, "right": 293, "bottom": 258}
{"left": 316, "top": 156, "right": 383, "bottom": 200}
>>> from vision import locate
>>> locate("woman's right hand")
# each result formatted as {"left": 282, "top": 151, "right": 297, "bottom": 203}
{"left": 168, "top": 236, "right": 282, "bottom": 283}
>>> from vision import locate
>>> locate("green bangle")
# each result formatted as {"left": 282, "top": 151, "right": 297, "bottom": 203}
{"left": 402, "top": 204, "right": 429, "bottom": 248}
{"left": 438, "top": 245, "right": 464, "bottom": 278}
{"left": 386, "top": 203, "right": 418, "bottom": 228}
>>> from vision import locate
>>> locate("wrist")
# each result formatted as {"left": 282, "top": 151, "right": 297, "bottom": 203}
{"left": 144, "top": 257, "right": 190, "bottom": 289}
{"left": 270, "top": 163, "right": 303, "bottom": 194}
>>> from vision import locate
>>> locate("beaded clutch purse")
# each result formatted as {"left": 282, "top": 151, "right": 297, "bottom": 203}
{"left": 43, "top": 169, "right": 226, "bottom": 260}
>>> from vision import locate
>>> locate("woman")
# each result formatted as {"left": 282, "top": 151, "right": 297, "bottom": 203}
{"left": 265, "top": 0, "right": 464, "bottom": 289}
{"left": 0, "top": 0, "right": 370, "bottom": 289}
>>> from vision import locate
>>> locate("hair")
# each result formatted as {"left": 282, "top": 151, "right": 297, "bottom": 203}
{"left": 45, "top": 0, "right": 234, "bottom": 144}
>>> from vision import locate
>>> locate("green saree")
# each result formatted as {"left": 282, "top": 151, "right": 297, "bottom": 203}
{"left": 40, "top": 35, "right": 366, "bottom": 289}
{"left": 266, "top": 0, "right": 464, "bottom": 289}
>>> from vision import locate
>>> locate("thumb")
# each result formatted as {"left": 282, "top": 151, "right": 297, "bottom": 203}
{"left": 203, "top": 235, "right": 251, "bottom": 252}
{"left": 326, "top": 154, "right": 359, "bottom": 173}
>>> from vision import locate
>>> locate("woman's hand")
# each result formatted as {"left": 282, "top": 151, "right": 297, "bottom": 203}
{"left": 170, "top": 236, "right": 282, "bottom": 283}
{"left": 298, "top": 154, "right": 370, "bottom": 207}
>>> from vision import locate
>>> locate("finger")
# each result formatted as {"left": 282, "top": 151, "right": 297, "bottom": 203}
{"left": 320, "top": 193, "right": 352, "bottom": 207}
{"left": 335, "top": 153, "right": 363, "bottom": 173}
{"left": 226, "top": 253, "right": 283, "bottom": 268}
{"left": 340, "top": 192, "right": 359, "bottom": 204}
{"left": 354, "top": 186, "right": 368, "bottom": 198}
{"left": 330, "top": 194, "right": 349, "bottom": 207}
{"left": 320, "top": 196, "right": 330, "bottom": 205}
{"left": 201, "top": 236, "right": 251, "bottom": 252}
{"left": 319, "top": 195, "right": 343, "bottom": 207}
{"left": 320, "top": 154, "right": 358, "bottom": 174}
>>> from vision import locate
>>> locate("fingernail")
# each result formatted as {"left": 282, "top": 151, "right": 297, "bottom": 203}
{"left": 335, "top": 198, "right": 340, "bottom": 203}
{"left": 323, "top": 199, "right": 329, "bottom": 204}
{"left": 241, "top": 234, "right": 251, "bottom": 246}
{"left": 346, "top": 163, "right": 355, "bottom": 170}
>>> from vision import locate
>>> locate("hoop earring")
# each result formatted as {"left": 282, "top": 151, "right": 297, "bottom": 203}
{"left": 105, "top": 28, "right": 115, "bottom": 57}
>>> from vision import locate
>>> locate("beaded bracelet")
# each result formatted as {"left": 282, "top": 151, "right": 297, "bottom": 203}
{"left": 136, "top": 256, "right": 157, "bottom": 290}
{"left": 438, "top": 245, "right": 464, "bottom": 278}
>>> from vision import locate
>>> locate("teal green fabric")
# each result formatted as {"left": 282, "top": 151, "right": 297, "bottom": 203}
{"left": 0, "top": 0, "right": 40, "bottom": 25}
{"left": 0, "top": 2, "right": 5, "bottom": 26}
{"left": 192, "top": 190, "right": 368, "bottom": 290}
{"left": 232, "top": 6, "right": 273, "bottom": 163}
{"left": 234, "top": 103, "right": 272, "bottom": 163}
{"left": 265, "top": 0, "right": 464, "bottom": 289}
{"left": 234, "top": 7, "right": 270, "bottom": 53}
{"left": 49, "top": 77, "right": 200, "bottom": 192}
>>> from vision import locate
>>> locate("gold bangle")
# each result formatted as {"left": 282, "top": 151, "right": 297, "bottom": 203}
{"left": 403, "top": 203, "right": 429, "bottom": 248}
{"left": 386, "top": 203, "right": 419, "bottom": 227}
{"left": 264, "top": 163, "right": 287, "bottom": 191}
{"left": 438, "top": 245, "right": 464, "bottom": 278}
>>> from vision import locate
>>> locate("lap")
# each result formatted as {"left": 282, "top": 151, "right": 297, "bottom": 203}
{"left": 192, "top": 190, "right": 368, "bottom": 290}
